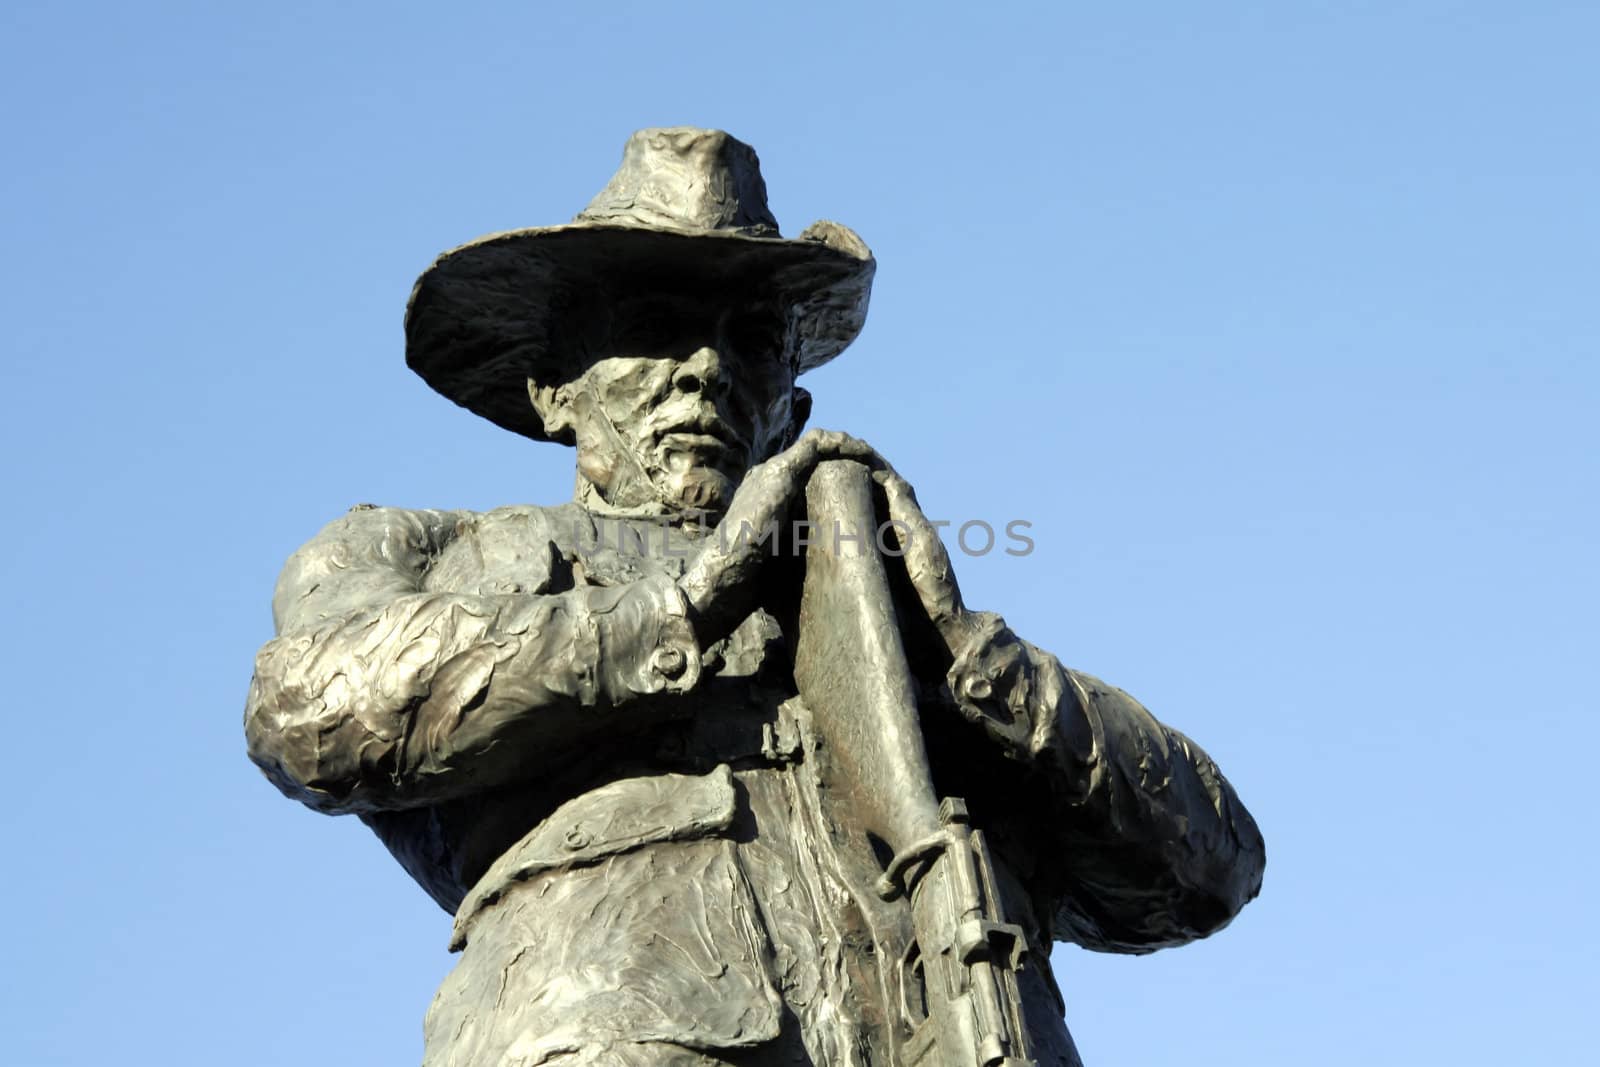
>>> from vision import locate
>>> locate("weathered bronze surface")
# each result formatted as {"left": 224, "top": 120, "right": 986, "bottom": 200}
{"left": 244, "top": 127, "right": 1264, "bottom": 1067}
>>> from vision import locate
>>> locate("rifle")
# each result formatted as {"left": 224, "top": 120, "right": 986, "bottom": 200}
{"left": 793, "top": 460, "right": 1038, "bottom": 1067}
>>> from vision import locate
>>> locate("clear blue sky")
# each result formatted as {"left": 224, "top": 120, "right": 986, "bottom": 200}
{"left": 2, "top": 3, "right": 1594, "bottom": 1064}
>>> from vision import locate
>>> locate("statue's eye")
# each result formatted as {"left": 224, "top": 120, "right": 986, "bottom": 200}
{"left": 612, "top": 305, "right": 687, "bottom": 353}
{"left": 726, "top": 312, "right": 785, "bottom": 360}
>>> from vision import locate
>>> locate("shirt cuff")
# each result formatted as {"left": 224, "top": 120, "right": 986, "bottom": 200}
{"left": 589, "top": 574, "right": 703, "bottom": 701}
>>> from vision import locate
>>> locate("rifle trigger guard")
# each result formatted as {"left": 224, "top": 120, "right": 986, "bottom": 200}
{"left": 875, "top": 830, "right": 951, "bottom": 901}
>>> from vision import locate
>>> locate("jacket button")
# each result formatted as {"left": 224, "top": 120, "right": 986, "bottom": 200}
{"left": 961, "top": 675, "right": 993, "bottom": 702}
{"left": 650, "top": 646, "right": 687, "bottom": 680}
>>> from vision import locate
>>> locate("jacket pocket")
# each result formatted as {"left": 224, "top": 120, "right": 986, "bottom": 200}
{"left": 451, "top": 764, "right": 742, "bottom": 951}
{"left": 427, "top": 766, "right": 783, "bottom": 1067}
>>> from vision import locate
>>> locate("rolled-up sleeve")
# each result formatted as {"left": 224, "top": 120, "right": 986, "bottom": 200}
{"left": 244, "top": 507, "right": 700, "bottom": 815}
{"left": 1040, "top": 668, "right": 1264, "bottom": 953}
{"left": 947, "top": 618, "right": 1264, "bottom": 953}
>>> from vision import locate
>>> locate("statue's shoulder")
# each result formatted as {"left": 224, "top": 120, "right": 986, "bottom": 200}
{"left": 316, "top": 502, "right": 469, "bottom": 544}
{"left": 270, "top": 505, "right": 476, "bottom": 626}
{"left": 464, "top": 501, "right": 591, "bottom": 550}
{"left": 437, "top": 501, "right": 582, "bottom": 552}
{"left": 474, "top": 500, "right": 578, "bottom": 526}
{"left": 273, "top": 502, "right": 587, "bottom": 625}
{"left": 281, "top": 503, "right": 477, "bottom": 566}
{"left": 421, "top": 502, "right": 578, "bottom": 595}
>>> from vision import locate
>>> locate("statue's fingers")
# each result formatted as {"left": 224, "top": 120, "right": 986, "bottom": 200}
{"left": 877, "top": 470, "right": 969, "bottom": 637}
{"left": 800, "top": 429, "right": 886, "bottom": 470}
{"left": 879, "top": 471, "right": 947, "bottom": 567}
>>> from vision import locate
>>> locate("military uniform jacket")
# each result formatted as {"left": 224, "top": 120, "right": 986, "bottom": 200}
{"left": 245, "top": 503, "right": 1264, "bottom": 1067}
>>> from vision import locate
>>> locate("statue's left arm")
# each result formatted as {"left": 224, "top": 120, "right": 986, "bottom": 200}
{"left": 943, "top": 615, "right": 1264, "bottom": 954}
{"left": 876, "top": 468, "right": 1264, "bottom": 955}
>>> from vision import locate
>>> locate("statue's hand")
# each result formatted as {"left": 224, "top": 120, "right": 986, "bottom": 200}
{"left": 873, "top": 466, "right": 980, "bottom": 651}
{"left": 874, "top": 467, "right": 1041, "bottom": 756}
{"left": 681, "top": 429, "right": 880, "bottom": 643}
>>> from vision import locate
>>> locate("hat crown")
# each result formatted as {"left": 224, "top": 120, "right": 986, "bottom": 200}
{"left": 576, "top": 127, "right": 781, "bottom": 237}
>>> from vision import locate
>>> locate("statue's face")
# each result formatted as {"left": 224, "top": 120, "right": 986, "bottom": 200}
{"left": 532, "top": 292, "right": 807, "bottom": 515}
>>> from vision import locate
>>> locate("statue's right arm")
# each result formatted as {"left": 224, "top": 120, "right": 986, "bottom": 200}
{"left": 243, "top": 507, "right": 700, "bottom": 815}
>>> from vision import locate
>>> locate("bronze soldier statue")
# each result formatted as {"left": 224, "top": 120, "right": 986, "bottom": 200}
{"left": 244, "top": 127, "right": 1264, "bottom": 1067}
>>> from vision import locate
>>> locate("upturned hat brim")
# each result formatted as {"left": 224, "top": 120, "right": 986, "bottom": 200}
{"left": 404, "top": 219, "right": 874, "bottom": 443}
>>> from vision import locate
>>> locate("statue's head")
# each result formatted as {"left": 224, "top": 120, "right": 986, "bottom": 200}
{"left": 403, "top": 127, "right": 874, "bottom": 517}
{"left": 525, "top": 283, "right": 811, "bottom": 515}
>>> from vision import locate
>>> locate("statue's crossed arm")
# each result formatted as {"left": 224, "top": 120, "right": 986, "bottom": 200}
{"left": 244, "top": 506, "right": 699, "bottom": 815}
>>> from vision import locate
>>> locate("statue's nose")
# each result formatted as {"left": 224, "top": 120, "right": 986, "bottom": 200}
{"left": 674, "top": 346, "right": 727, "bottom": 397}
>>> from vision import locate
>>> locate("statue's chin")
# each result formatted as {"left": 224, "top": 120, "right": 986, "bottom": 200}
{"left": 576, "top": 444, "right": 739, "bottom": 517}
{"left": 660, "top": 467, "right": 734, "bottom": 515}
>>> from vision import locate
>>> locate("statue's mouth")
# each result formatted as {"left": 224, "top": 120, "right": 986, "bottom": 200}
{"left": 660, "top": 431, "right": 736, "bottom": 453}
{"left": 656, "top": 412, "right": 748, "bottom": 461}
